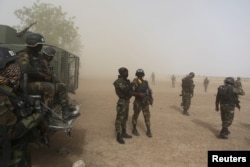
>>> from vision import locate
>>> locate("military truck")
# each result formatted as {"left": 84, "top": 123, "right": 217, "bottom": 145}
{"left": 0, "top": 24, "right": 81, "bottom": 141}
{"left": 0, "top": 24, "right": 80, "bottom": 93}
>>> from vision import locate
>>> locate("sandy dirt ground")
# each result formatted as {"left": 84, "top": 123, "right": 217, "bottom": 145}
{"left": 30, "top": 76, "right": 250, "bottom": 167}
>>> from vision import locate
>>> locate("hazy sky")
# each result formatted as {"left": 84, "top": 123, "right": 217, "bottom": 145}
{"left": 1, "top": 0, "right": 250, "bottom": 79}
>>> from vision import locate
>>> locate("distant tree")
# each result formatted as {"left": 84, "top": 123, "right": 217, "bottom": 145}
{"left": 14, "top": 0, "right": 82, "bottom": 54}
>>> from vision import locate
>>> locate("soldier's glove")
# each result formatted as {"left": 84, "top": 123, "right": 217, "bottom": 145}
{"left": 236, "top": 104, "right": 241, "bottom": 111}
{"left": 215, "top": 106, "right": 219, "bottom": 112}
{"left": 149, "top": 97, "right": 154, "bottom": 106}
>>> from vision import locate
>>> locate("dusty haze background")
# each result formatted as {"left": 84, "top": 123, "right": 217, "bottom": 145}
{"left": 1, "top": 0, "right": 250, "bottom": 79}
{"left": 1, "top": 1, "right": 250, "bottom": 166}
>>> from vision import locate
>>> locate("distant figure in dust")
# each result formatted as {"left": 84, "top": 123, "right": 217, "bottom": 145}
{"left": 151, "top": 72, "right": 155, "bottom": 85}
{"left": 203, "top": 77, "right": 209, "bottom": 92}
{"left": 171, "top": 75, "right": 176, "bottom": 88}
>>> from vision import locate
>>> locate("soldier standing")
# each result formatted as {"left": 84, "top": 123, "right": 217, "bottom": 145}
{"left": 181, "top": 72, "right": 195, "bottom": 116}
{"left": 151, "top": 72, "right": 155, "bottom": 85}
{"left": 131, "top": 69, "right": 153, "bottom": 137}
{"left": 113, "top": 67, "right": 132, "bottom": 144}
{"left": 171, "top": 75, "right": 176, "bottom": 88}
{"left": 203, "top": 77, "right": 209, "bottom": 92}
{"left": 215, "top": 77, "right": 245, "bottom": 139}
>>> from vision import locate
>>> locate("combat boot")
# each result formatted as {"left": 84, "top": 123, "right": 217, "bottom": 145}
{"left": 132, "top": 126, "right": 139, "bottom": 136}
{"left": 183, "top": 110, "right": 189, "bottom": 116}
{"left": 225, "top": 128, "right": 230, "bottom": 135}
{"left": 219, "top": 127, "right": 228, "bottom": 139}
{"left": 146, "top": 129, "right": 152, "bottom": 137}
{"left": 122, "top": 128, "right": 132, "bottom": 138}
{"left": 116, "top": 133, "right": 125, "bottom": 144}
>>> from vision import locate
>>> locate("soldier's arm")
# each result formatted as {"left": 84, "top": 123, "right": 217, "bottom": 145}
{"left": 8, "top": 112, "right": 43, "bottom": 140}
{"left": 215, "top": 88, "right": 221, "bottom": 111}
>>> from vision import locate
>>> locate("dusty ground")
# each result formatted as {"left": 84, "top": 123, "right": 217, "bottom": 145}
{"left": 30, "top": 76, "right": 250, "bottom": 167}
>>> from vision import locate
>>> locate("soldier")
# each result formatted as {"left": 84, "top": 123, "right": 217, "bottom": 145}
{"left": 16, "top": 33, "right": 55, "bottom": 108}
{"left": 203, "top": 77, "right": 209, "bottom": 92}
{"left": 151, "top": 72, "right": 155, "bottom": 85}
{"left": 181, "top": 72, "right": 195, "bottom": 116}
{"left": 131, "top": 69, "right": 153, "bottom": 137}
{"left": 40, "top": 47, "right": 80, "bottom": 120}
{"left": 235, "top": 77, "right": 242, "bottom": 89}
{"left": 171, "top": 75, "right": 176, "bottom": 88}
{"left": 113, "top": 67, "right": 132, "bottom": 144}
{"left": 0, "top": 46, "right": 43, "bottom": 167}
{"left": 215, "top": 77, "right": 245, "bottom": 139}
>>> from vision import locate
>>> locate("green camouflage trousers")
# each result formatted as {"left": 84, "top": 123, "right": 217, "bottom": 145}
{"left": 182, "top": 92, "right": 192, "bottom": 111}
{"left": 1, "top": 94, "right": 42, "bottom": 167}
{"left": 115, "top": 99, "right": 130, "bottom": 134}
{"left": 220, "top": 104, "right": 235, "bottom": 128}
{"left": 132, "top": 99, "right": 150, "bottom": 128}
{"left": 0, "top": 95, "right": 16, "bottom": 167}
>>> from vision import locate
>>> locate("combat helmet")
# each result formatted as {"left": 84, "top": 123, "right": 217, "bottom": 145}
{"left": 189, "top": 72, "right": 195, "bottom": 78}
{"left": 224, "top": 77, "right": 235, "bottom": 85}
{"left": 136, "top": 69, "right": 145, "bottom": 77}
{"left": 25, "top": 33, "right": 45, "bottom": 47}
{"left": 0, "top": 46, "right": 18, "bottom": 69}
{"left": 118, "top": 67, "right": 128, "bottom": 75}
{"left": 43, "top": 47, "right": 56, "bottom": 57}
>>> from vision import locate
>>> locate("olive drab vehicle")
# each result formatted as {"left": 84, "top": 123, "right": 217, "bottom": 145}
{"left": 0, "top": 24, "right": 80, "bottom": 142}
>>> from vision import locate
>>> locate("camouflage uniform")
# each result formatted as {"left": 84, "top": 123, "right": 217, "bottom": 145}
{"left": 215, "top": 77, "right": 245, "bottom": 139}
{"left": 16, "top": 33, "right": 55, "bottom": 108}
{"left": 17, "top": 48, "right": 55, "bottom": 107}
{"left": 38, "top": 53, "right": 68, "bottom": 105}
{"left": 131, "top": 70, "right": 153, "bottom": 137}
{"left": 113, "top": 67, "right": 132, "bottom": 144}
{"left": 181, "top": 73, "right": 195, "bottom": 116}
{"left": 0, "top": 46, "right": 43, "bottom": 167}
{"left": 0, "top": 89, "right": 42, "bottom": 167}
{"left": 39, "top": 47, "right": 80, "bottom": 120}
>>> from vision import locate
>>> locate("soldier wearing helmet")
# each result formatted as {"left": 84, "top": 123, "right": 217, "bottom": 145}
{"left": 181, "top": 72, "right": 195, "bottom": 116}
{"left": 131, "top": 69, "right": 153, "bottom": 137}
{"left": 0, "top": 46, "right": 43, "bottom": 167}
{"left": 42, "top": 46, "right": 56, "bottom": 62}
{"left": 39, "top": 46, "right": 80, "bottom": 121}
{"left": 113, "top": 67, "right": 132, "bottom": 144}
{"left": 16, "top": 33, "right": 55, "bottom": 108}
{"left": 235, "top": 77, "right": 243, "bottom": 89}
{"left": 215, "top": 77, "right": 245, "bottom": 139}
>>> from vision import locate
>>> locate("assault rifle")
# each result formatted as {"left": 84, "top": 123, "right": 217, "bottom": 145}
{"left": 136, "top": 81, "right": 153, "bottom": 105}
{"left": 235, "top": 95, "right": 241, "bottom": 111}
{"left": 22, "top": 73, "right": 50, "bottom": 147}
{"left": 16, "top": 21, "right": 37, "bottom": 37}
